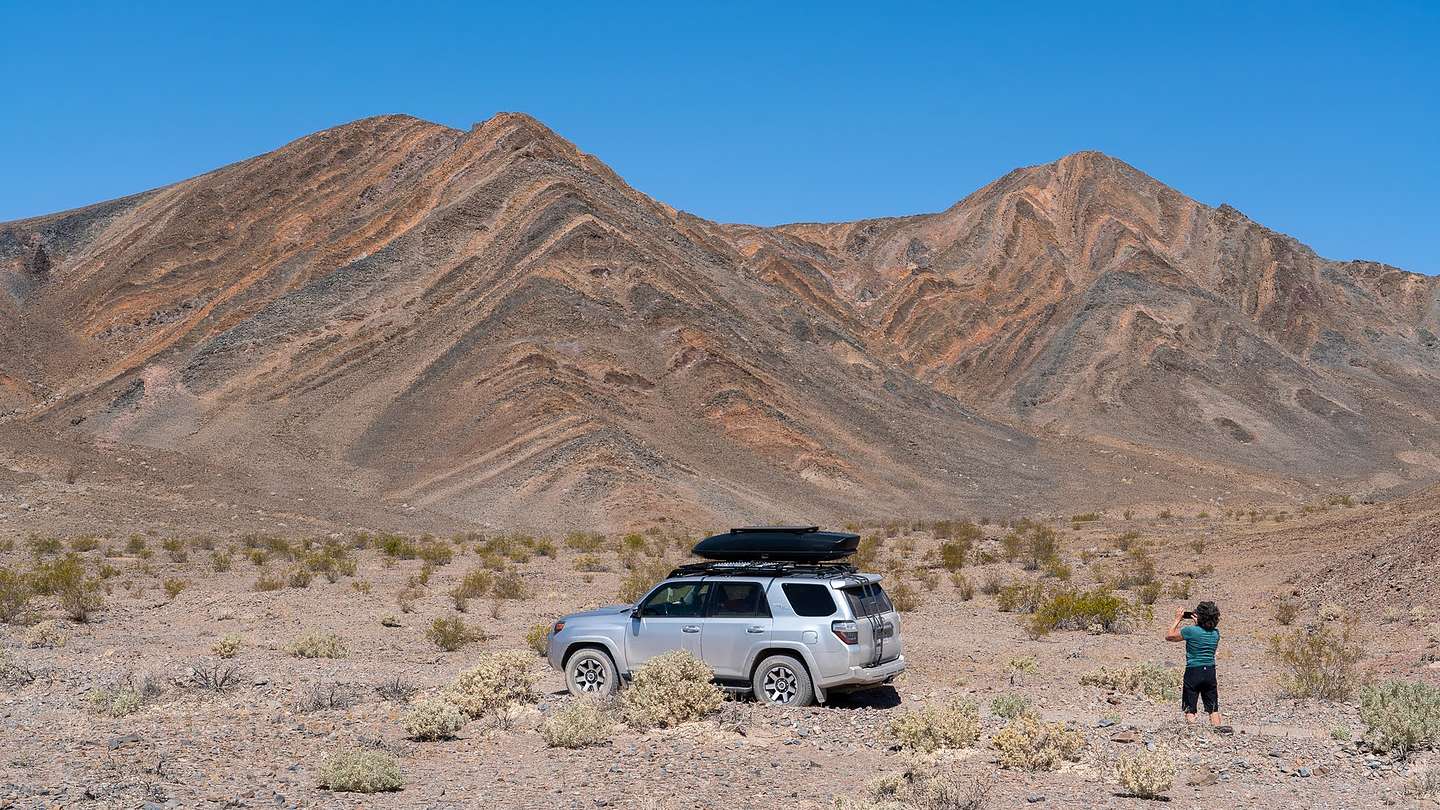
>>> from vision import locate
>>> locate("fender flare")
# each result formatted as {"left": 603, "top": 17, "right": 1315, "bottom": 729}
{"left": 560, "top": 635, "right": 625, "bottom": 672}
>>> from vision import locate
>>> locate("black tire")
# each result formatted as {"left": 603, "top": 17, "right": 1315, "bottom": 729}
{"left": 752, "top": 654, "right": 815, "bottom": 707}
{"left": 564, "top": 647, "right": 619, "bottom": 698}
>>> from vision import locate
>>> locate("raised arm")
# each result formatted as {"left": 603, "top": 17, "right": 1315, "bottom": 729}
{"left": 1165, "top": 607, "right": 1185, "bottom": 642}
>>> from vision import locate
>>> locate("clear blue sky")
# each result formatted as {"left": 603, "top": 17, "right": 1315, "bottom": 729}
{"left": 3, "top": 1, "right": 1436, "bottom": 273}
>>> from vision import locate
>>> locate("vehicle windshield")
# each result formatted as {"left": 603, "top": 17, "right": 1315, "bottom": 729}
{"left": 841, "top": 583, "right": 893, "bottom": 616}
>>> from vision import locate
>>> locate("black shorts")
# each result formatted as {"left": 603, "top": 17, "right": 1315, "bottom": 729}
{"left": 1182, "top": 665, "right": 1218, "bottom": 714}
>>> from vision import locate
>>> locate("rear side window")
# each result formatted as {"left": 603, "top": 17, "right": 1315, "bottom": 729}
{"left": 708, "top": 581, "right": 771, "bottom": 618}
{"left": 783, "top": 583, "right": 837, "bottom": 617}
{"left": 842, "top": 584, "right": 893, "bottom": 616}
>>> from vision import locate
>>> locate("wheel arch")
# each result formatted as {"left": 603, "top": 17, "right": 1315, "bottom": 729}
{"left": 560, "top": 638, "right": 622, "bottom": 670}
{"left": 747, "top": 645, "right": 826, "bottom": 702}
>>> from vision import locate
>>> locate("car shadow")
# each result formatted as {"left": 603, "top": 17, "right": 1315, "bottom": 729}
{"left": 824, "top": 685, "right": 901, "bottom": 710}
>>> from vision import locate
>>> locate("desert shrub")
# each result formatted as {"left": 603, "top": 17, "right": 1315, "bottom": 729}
{"left": 1027, "top": 587, "right": 1135, "bottom": 636}
{"left": 318, "top": 748, "right": 404, "bottom": 793}
{"left": 525, "top": 622, "right": 550, "bottom": 656}
{"left": 951, "top": 573, "right": 975, "bottom": 601}
{"left": 1358, "top": 680, "right": 1440, "bottom": 757}
{"left": 403, "top": 697, "right": 468, "bottom": 740}
{"left": 0, "top": 567, "right": 34, "bottom": 624}
{"left": 888, "top": 698, "right": 981, "bottom": 752}
{"left": 1042, "top": 558, "right": 1072, "bottom": 581}
{"left": 449, "top": 568, "right": 493, "bottom": 611}
{"left": 89, "top": 686, "right": 142, "bottom": 717}
{"left": 995, "top": 580, "right": 1044, "bottom": 613}
{"left": 210, "top": 551, "right": 233, "bottom": 573}
{"left": 0, "top": 648, "right": 36, "bottom": 687}
{"left": 377, "top": 533, "right": 415, "bottom": 560}
{"left": 1116, "top": 743, "right": 1176, "bottom": 799}
{"left": 541, "top": 698, "right": 616, "bottom": 748}
{"left": 573, "top": 554, "right": 608, "bottom": 572}
{"left": 1135, "top": 581, "right": 1162, "bottom": 606}
{"left": 416, "top": 541, "right": 453, "bottom": 567}
{"left": 288, "top": 631, "right": 348, "bottom": 659}
{"left": 376, "top": 675, "right": 417, "bottom": 703}
{"left": 852, "top": 535, "right": 882, "bottom": 571}
{"left": 27, "top": 535, "right": 62, "bottom": 556}
{"left": 1409, "top": 767, "right": 1440, "bottom": 799}
{"left": 189, "top": 660, "right": 246, "bottom": 692}
{"left": 838, "top": 759, "right": 993, "bottom": 810}
{"left": 938, "top": 539, "right": 970, "bottom": 571}
{"left": 125, "top": 535, "right": 147, "bottom": 554}
{"left": 990, "top": 693, "right": 1032, "bottom": 720}
{"left": 916, "top": 570, "right": 940, "bottom": 592}
{"left": 1274, "top": 598, "right": 1299, "bottom": 626}
{"left": 991, "top": 714, "right": 1085, "bottom": 771}
{"left": 1267, "top": 622, "right": 1367, "bottom": 700}
{"left": 620, "top": 649, "right": 724, "bottom": 729}
{"left": 1166, "top": 579, "right": 1192, "bottom": 599}
{"left": 163, "top": 578, "right": 187, "bottom": 599}
{"left": 979, "top": 574, "right": 1003, "bottom": 596}
{"left": 492, "top": 568, "right": 529, "bottom": 600}
{"left": 618, "top": 559, "right": 672, "bottom": 604}
{"left": 1006, "top": 521, "right": 1059, "bottom": 571}
{"left": 40, "top": 555, "right": 103, "bottom": 622}
{"left": 444, "top": 650, "right": 538, "bottom": 718}
{"left": 212, "top": 633, "right": 243, "bottom": 659}
{"left": 396, "top": 582, "right": 424, "bottom": 613}
{"left": 25, "top": 619, "right": 68, "bottom": 648}
{"left": 1080, "top": 663, "right": 1180, "bottom": 702}
{"left": 426, "top": 615, "right": 479, "bottom": 652}
{"left": 565, "top": 532, "right": 607, "bottom": 552}
{"left": 1006, "top": 656, "right": 1039, "bottom": 676}
{"left": 254, "top": 572, "right": 284, "bottom": 592}
{"left": 161, "top": 538, "right": 187, "bottom": 562}
{"left": 889, "top": 581, "right": 921, "bottom": 612}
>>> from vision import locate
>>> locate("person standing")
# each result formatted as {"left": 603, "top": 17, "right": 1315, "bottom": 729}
{"left": 1165, "top": 600, "right": 1223, "bottom": 726}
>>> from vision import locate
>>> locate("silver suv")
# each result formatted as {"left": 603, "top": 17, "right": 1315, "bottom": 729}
{"left": 545, "top": 561, "right": 905, "bottom": 706}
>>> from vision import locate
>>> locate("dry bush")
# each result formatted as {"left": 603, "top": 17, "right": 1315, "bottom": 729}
{"left": 565, "top": 532, "right": 607, "bottom": 553}
{"left": 89, "top": 686, "right": 142, "bottom": 717}
{"left": 318, "top": 748, "right": 404, "bottom": 793}
{"left": 396, "top": 582, "right": 424, "bottom": 613}
{"left": 525, "top": 622, "right": 550, "bottom": 656}
{"left": 1079, "top": 663, "right": 1180, "bottom": 702}
{"left": 1408, "top": 767, "right": 1440, "bottom": 800}
{"left": 0, "top": 567, "right": 34, "bottom": 624}
{"left": 990, "top": 693, "right": 1032, "bottom": 720}
{"left": 573, "top": 554, "right": 609, "bottom": 572}
{"left": 1267, "top": 622, "right": 1367, "bottom": 700}
{"left": 979, "top": 574, "right": 1003, "bottom": 596}
{"left": 25, "top": 619, "right": 68, "bottom": 648}
{"left": 212, "top": 633, "right": 243, "bottom": 659}
{"left": 836, "top": 759, "right": 993, "bottom": 810}
{"left": 492, "top": 569, "right": 529, "bottom": 600}
{"left": 426, "top": 615, "right": 481, "bottom": 652}
{"left": 888, "top": 698, "right": 981, "bottom": 752}
{"left": 288, "top": 631, "right": 349, "bottom": 659}
{"left": 995, "top": 580, "right": 1044, "bottom": 613}
{"left": 163, "top": 578, "right": 187, "bottom": 599}
{"left": 620, "top": 649, "right": 724, "bottom": 729}
{"left": 0, "top": 648, "right": 36, "bottom": 687}
{"left": 852, "top": 535, "right": 882, "bottom": 571}
{"left": 404, "top": 697, "right": 467, "bottom": 740}
{"left": 254, "top": 572, "right": 284, "bottom": 592}
{"left": 294, "top": 683, "right": 357, "bottom": 712}
{"left": 210, "top": 551, "right": 233, "bottom": 573}
{"left": 889, "top": 581, "right": 921, "bottom": 613}
{"left": 1006, "top": 656, "right": 1039, "bottom": 676}
{"left": 541, "top": 698, "right": 616, "bottom": 748}
{"left": 991, "top": 714, "right": 1085, "bottom": 771}
{"left": 1115, "top": 743, "right": 1176, "bottom": 799}
{"left": 375, "top": 675, "right": 417, "bottom": 703}
{"left": 443, "top": 650, "right": 539, "bottom": 718}
{"left": 951, "top": 573, "right": 975, "bottom": 601}
{"left": 1274, "top": 598, "right": 1299, "bottom": 626}
{"left": 1359, "top": 680, "right": 1440, "bottom": 757}
{"left": 189, "top": 660, "right": 246, "bottom": 692}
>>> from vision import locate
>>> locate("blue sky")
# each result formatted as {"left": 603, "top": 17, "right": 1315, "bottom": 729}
{"left": 2, "top": 1, "right": 1436, "bottom": 273}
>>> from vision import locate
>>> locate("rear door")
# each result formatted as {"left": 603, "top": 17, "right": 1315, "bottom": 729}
{"left": 627, "top": 579, "right": 709, "bottom": 670}
{"left": 700, "top": 580, "right": 771, "bottom": 679}
{"left": 839, "top": 580, "right": 903, "bottom": 666}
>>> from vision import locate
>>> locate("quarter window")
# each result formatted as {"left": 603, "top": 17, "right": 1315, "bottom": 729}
{"left": 783, "top": 583, "right": 837, "bottom": 617}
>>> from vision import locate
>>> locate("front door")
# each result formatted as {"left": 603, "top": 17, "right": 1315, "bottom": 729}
{"left": 626, "top": 579, "right": 709, "bottom": 671}
{"left": 700, "top": 580, "right": 772, "bottom": 679}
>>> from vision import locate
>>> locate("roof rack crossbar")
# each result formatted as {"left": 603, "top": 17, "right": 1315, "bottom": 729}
{"left": 666, "top": 559, "right": 859, "bottom": 579}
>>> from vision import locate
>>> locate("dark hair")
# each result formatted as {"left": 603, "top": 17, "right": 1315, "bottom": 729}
{"left": 1195, "top": 601, "right": 1220, "bottom": 631}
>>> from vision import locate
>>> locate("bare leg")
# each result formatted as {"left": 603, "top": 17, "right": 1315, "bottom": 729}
{"left": 1185, "top": 713, "right": 1198, "bottom": 724}
{"left": 1209, "top": 712, "right": 1223, "bottom": 726}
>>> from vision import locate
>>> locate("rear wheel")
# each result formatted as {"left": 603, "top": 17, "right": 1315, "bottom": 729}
{"left": 752, "top": 654, "right": 814, "bottom": 707}
{"left": 564, "top": 647, "right": 619, "bottom": 698}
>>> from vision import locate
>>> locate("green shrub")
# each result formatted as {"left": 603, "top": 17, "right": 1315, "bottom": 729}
{"left": 1080, "top": 663, "right": 1180, "bottom": 702}
{"left": 1267, "top": 622, "right": 1367, "bottom": 700}
{"left": 288, "top": 631, "right": 348, "bottom": 659}
{"left": 564, "top": 532, "right": 607, "bottom": 552}
{"left": 618, "top": 559, "right": 671, "bottom": 604}
{"left": 525, "top": 622, "right": 550, "bottom": 656}
{"left": 938, "top": 539, "right": 970, "bottom": 571}
{"left": 995, "top": 580, "right": 1045, "bottom": 613}
{"left": 1359, "top": 680, "right": 1440, "bottom": 757}
{"left": 426, "top": 616, "right": 479, "bottom": 651}
{"left": 541, "top": 698, "right": 615, "bottom": 748}
{"left": 620, "top": 649, "right": 724, "bottom": 729}
{"left": 492, "top": 569, "right": 529, "bottom": 600}
{"left": 990, "top": 693, "right": 1033, "bottom": 720}
{"left": 89, "top": 686, "right": 142, "bottom": 717}
{"left": 888, "top": 698, "right": 980, "bottom": 752}
{"left": 39, "top": 555, "right": 103, "bottom": 622}
{"left": 1027, "top": 587, "right": 1135, "bottom": 636}
{"left": 991, "top": 714, "right": 1085, "bottom": 771}
{"left": 163, "top": 578, "right": 188, "bottom": 599}
{"left": 1116, "top": 743, "right": 1176, "bottom": 799}
{"left": 403, "top": 698, "right": 468, "bottom": 741}
{"left": 318, "top": 749, "right": 404, "bottom": 793}
{"left": 444, "top": 650, "right": 538, "bottom": 718}
{"left": 0, "top": 567, "right": 34, "bottom": 624}
{"left": 254, "top": 572, "right": 284, "bottom": 592}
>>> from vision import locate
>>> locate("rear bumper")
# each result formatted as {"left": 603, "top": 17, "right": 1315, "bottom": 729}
{"left": 819, "top": 654, "right": 907, "bottom": 689}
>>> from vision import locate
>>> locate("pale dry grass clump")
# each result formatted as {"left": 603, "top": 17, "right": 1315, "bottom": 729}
{"left": 834, "top": 756, "right": 993, "bottom": 810}
{"left": 89, "top": 686, "right": 142, "bottom": 717}
{"left": 403, "top": 698, "right": 468, "bottom": 741}
{"left": 1079, "top": 663, "right": 1180, "bottom": 702}
{"left": 991, "top": 714, "right": 1085, "bottom": 771}
{"left": 318, "top": 748, "right": 404, "bottom": 793}
{"left": 620, "top": 649, "right": 724, "bottom": 729}
{"left": 1115, "top": 743, "right": 1176, "bottom": 799}
{"left": 888, "top": 699, "right": 981, "bottom": 752}
{"left": 443, "top": 650, "right": 538, "bottom": 718}
{"left": 541, "top": 698, "right": 616, "bottom": 748}
{"left": 212, "top": 633, "right": 243, "bottom": 659}
{"left": 288, "top": 631, "right": 349, "bottom": 659}
{"left": 25, "top": 619, "right": 68, "bottom": 649}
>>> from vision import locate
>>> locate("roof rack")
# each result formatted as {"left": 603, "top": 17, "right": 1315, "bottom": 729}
{"left": 667, "top": 559, "right": 859, "bottom": 579}
{"left": 729, "top": 525, "right": 820, "bottom": 534}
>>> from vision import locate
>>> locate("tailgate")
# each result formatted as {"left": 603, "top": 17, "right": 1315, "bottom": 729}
{"left": 840, "top": 581, "right": 903, "bottom": 666}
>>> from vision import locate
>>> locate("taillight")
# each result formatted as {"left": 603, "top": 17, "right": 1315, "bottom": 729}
{"left": 831, "top": 619, "right": 859, "bottom": 645}
{"left": 552, "top": 620, "right": 565, "bottom": 634}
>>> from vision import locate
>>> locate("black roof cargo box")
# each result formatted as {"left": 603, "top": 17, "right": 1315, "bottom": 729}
{"left": 692, "top": 526, "right": 860, "bottom": 561}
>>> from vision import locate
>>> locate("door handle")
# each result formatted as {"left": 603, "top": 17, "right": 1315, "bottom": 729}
{"left": 682, "top": 625, "right": 701, "bottom": 633}
{"left": 746, "top": 626, "right": 765, "bottom": 634}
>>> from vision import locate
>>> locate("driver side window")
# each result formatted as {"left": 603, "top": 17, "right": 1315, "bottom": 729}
{"left": 639, "top": 581, "right": 710, "bottom": 618}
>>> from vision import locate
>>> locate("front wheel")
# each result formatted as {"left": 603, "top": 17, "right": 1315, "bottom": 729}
{"left": 564, "top": 648, "right": 619, "bottom": 697}
{"left": 752, "top": 654, "right": 814, "bottom": 707}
